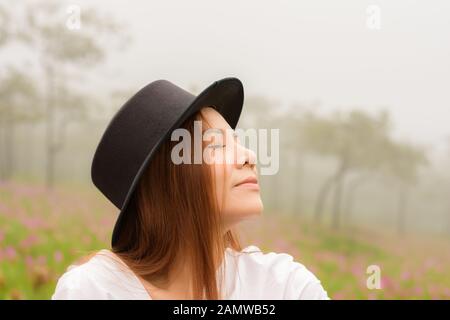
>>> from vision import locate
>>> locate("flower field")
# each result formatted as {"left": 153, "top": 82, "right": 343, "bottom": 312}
{"left": 0, "top": 181, "right": 449, "bottom": 299}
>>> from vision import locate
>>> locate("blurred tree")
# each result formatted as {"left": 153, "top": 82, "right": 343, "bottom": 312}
{"left": 341, "top": 111, "right": 392, "bottom": 226}
{"left": 381, "top": 139, "right": 428, "bottom": 235}
{"left": 302, "top": 109, "right": 392, "bottom": 229}
{"left": 47, "top": 81, "right": 92, "bottom": 156}
{"left": 0, "top": 67, "right": 39, "bottom": 181}
{"left": 18, "top": 0, "right": 126, "bottom": 188}
{"left": 342, "top": 171, "right": 376, "bottom": 227}
{"left": 447, "top": 136, "right": 450, "bottom": 236}
{"left": 0, "top": 4, "right": 10, "bottom": 46}
{"left": 283, "top": 101, "right": 317, "bottom": 216}
{"left": 283, "top": 113, "right": 304, "bottom": 215}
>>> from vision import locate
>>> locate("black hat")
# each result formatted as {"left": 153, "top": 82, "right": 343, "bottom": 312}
{"left": 91, "top": 77, "right": 244, "bottom": 248}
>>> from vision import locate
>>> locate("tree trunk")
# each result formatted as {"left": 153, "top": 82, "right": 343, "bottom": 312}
{"left": 397, "top": 184, "right": 408, "bottom": 236}
{"left": 447, "top": 205, "right": 450, "bottom": 236}
{"left": 292, "top": 151, "right": 303, "bottom": 215}
{"left": 331, "top": 168, "right": 346, "bottom": 230}
{"left": 0, "top": 116, "right": 5, "bottom": 180}
{"left": 314, "top": 174, "right": 336, "bottom": 224}
{"left": 1, "top": 107, "right": 15, "bottom": 181}
{"left": 344, "top": 174, "right": 369, "bottom": 227}
{"left": 45, "top": 63, "right": 55, "bottom": 189}
{"left": 315, "top": 155, "right": 348, "bottom": 225}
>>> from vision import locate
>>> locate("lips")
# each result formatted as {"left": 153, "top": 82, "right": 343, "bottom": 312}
{"left": 234, "top": 176, "right": 258, "bottom": 187}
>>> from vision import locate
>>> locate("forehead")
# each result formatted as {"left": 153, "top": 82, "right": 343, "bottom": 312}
{"left": 200, "top": 106, "right": 232, "bottom": 130}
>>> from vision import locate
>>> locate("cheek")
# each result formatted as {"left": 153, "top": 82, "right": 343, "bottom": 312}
{"left": 220, "top": 178, "right": 263, "bottom": 219}
{"left": 213, "top": 163, "right": 230, "bottom": 210}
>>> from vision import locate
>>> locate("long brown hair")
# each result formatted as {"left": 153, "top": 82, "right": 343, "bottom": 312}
{"left": 92, "top": 107, "right": 243, "bottom": 299}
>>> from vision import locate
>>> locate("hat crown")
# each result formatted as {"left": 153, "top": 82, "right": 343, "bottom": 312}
{"left": 91, "top": 79, "right": 197, "bottom": 209}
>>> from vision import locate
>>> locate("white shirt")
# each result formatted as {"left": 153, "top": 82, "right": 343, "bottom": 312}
{"left": 51, "top": 245, "right": 329, "bottom": 300}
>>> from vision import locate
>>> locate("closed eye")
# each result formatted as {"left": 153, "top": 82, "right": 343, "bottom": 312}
{"left": 207, "top": 144, "right": 225, "bottom": 149}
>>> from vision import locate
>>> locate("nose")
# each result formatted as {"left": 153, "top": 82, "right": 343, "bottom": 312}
{"left": 236, "top": 145, "right": 257, "bottom": 169}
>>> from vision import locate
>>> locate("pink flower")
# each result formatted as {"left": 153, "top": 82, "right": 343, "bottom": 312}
{"left": 20, "top": 217, "right": 46, "bottom": 230}
{"left": 20, "top": 234, "right": 39, "bottom": 249}
{"left": 0, "top": 202, "right": 9, "bottom": 214}
{"left": 400, "top": 271, "right": 411, "bottom": 281}
{"left": 274, "top": 239, "right": 290, "bottom": 252}
{"left": 81, "top": 235, "right": 92, "bottom": 245}
{"left": 428, "top": 285, "right": 441, "bottom": 299}
{"left": 332, "top": 292, "right": 346, "bottom": 300}
{"left": 414, "top": 286, "right": 423, "bottom": 296}
{"left": 350, "top": 264, "right": 362, "bottom": 278}
{"left": 53, "top": 251, "right": 63, "bottom": 263}
{"left": 336, "top": 254, "right": 346, "bottom": 271}
{"left": 25, "top": 255, "right": 34, "bottom": 268}
{"left": 423, "top": 258, "right": 437, "bottom": 271}
{"left": 381, "top": 275, "right": 394, "bottom": 290}
{"left": 4, "top": 246, "right": 17, "bottom": 260}
{"left": 36, "top": 255, "right": 47, "bottom": 265}
{"left": 367, "top": 292, "right": 377, "bottom": 300}
{"left": 444, "top": 288, "right": 450, "bottom": 298}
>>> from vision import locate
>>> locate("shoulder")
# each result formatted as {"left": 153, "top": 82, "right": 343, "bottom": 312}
{"left": 51, "top": 261, "right": 113, "bottom": 299}
{"left": 230, "top": 245, "right": 329, "bottom": 300}
{"left": 51, "top": 249, "right": 135, "bottom": 300}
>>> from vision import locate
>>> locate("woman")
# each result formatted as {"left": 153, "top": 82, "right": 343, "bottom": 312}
{"left": 51, "top": 77, "right": 329, "bottom": 300}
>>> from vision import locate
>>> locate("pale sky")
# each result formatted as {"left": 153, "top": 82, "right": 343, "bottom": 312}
{"left": 11, "top": 0, "right": 450, "bottom": 157}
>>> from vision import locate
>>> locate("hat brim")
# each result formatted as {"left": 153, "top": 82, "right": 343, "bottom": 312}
{"left": 110, "top": 77, "right": 244, "bottom": 248}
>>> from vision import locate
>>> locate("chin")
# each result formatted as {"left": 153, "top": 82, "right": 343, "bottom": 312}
{"left": 224, "top": 202, "right": 264, "bottom": 223}
{"left": 242, "top": 196, "right": 264, "bottom": 216}
{"left": 247, "top": 199, "right": 264, "bottom": 216}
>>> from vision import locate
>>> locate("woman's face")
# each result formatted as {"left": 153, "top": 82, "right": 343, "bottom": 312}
{"left": 200, "top": 107, "right": 263, "bottom": 229}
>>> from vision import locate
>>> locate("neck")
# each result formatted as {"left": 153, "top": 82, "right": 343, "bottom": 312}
{"left": 147, "top": 246, "right": 225, "bottom": 299}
